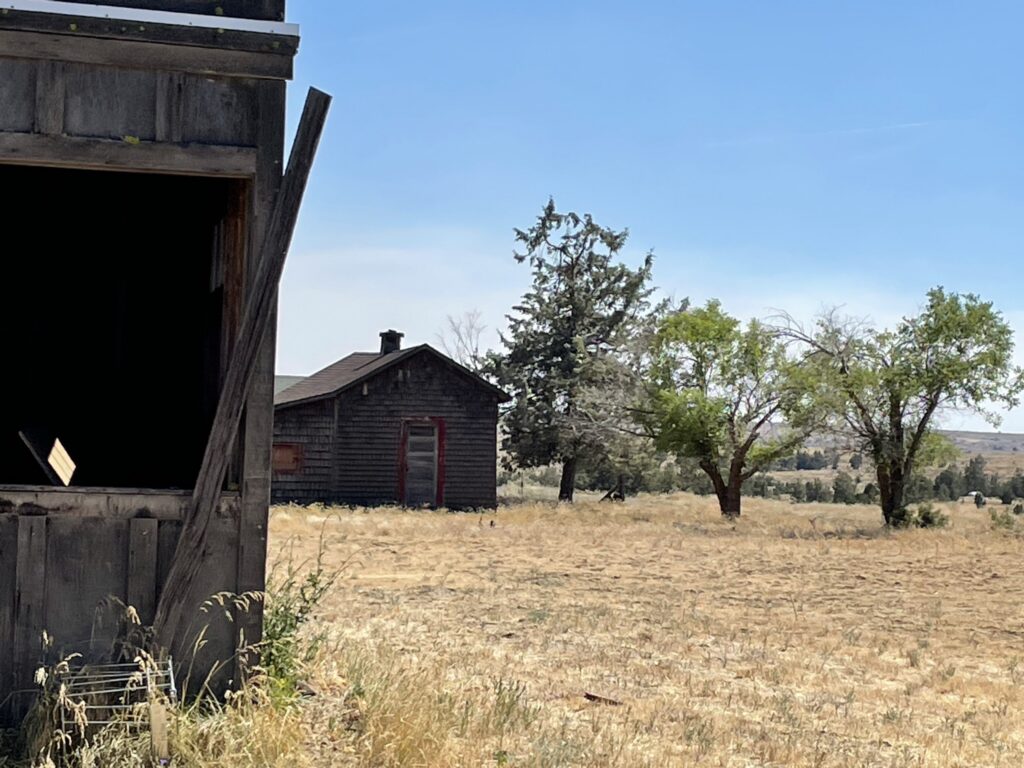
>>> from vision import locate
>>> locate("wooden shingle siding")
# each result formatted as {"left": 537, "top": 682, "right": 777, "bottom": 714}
{"left": 271, "top": 398, "right": 334, "bottom": 505}
{"left": 272, "top": 350, "right": 501, "bottom": 509}
{"left": 333, "top": 354, "right": 498, "bottom": 509}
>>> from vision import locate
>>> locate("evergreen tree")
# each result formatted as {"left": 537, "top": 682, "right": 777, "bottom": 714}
{"left": 963, "top": 455, "right": 988, "bottom": 494}
{"left": 933, "top": 466, "right": 965, "bottom": 499}
{"left": 492, "top": 200, "right": 654, "bottom": 502}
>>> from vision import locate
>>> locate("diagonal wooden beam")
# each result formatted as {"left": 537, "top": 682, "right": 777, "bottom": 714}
{"left": 154, "top": 87, "right": 331, "bottom": 654}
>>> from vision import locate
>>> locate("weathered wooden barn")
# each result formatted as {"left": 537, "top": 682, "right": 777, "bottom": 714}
{"left": 0, "top": 0, "right": 299, "bottom": 723}
{"left": 273, "top": 331, "right": 509, "bottom": 509}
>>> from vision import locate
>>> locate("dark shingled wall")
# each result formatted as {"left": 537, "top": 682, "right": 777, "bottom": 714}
{"left": 272, "top": 351, "right": 500, "bottom": 509}
{"left": 271, "top": 398, "right": 334, "bottom": 506}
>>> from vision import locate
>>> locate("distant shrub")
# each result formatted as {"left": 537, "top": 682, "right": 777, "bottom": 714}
{"left": 780, "top": 480, "right": 805, "bottom": 502}
{"left": 990, "top": 507, "right": 1017, "bottom": 532}
{"left": 904, "top": 473, "right": 935, "bottom": 504}
{"left": 913, "top": 502, "right": 949, "bottom": 529}
{"left": 795, "top": 450, "right": 829, "bottom": 470}
{"left": 832, "top": 472, "right": 857, "bottom": 505}
{"left": 974, "top": 493, "right": 987, "bottom": 509}
{"left": 804, "top": 479, "right": 829, "bottom": 502}
{"left": 1014, "top": 502, "right": 1024, "bottom": 516}
{"left": 890, "top": 502, "right": 948, "bottom": 529}
{"left": 849, "top": 453, "right": 863, "bottom": 470}
{"left": 857, "top": 482, "right": 880, "bottom": 505}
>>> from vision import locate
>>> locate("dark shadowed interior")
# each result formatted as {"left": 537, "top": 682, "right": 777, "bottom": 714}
{"left": 0, "top": 165, "right": 243, "bottom": 489}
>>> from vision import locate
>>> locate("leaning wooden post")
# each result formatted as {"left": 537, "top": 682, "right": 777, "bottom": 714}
{"left": 154, "top": 88, "right": 331, "bottom": 656}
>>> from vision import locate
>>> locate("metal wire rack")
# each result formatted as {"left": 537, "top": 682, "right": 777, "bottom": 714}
{"left": 58, "top": 659, "right": 177, "bottom": 731}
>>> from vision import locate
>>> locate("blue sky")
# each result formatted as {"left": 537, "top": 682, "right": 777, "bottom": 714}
{"left": 278, "top": 1, "right": 1024, "bottom": 431}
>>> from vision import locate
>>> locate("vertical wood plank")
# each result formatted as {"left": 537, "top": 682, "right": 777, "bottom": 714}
{"left": 0, "top": 59, "right": 37, "bottom": 133}
{"left": 128, "top": 518, "right": 159, "bottom": 626}
{"left": 43, "top": 519, "right": 128, "bottom": 660}
{"left": 13, "top": 515, "right": 47, "bottom": 716}
{"left": 221, "top": 181, "right": 248, "bottom": 380}
{"left": 155, "top": 72, "right": 184, "bottom": 143}
{"left": 63, "top": 63, "right": 157, "bottom": 141}
{"left": 0, "top": 515, "right": 18, "bottom": 724}
{"left": 34, "top": 60, "right": 65, "bottom": 135}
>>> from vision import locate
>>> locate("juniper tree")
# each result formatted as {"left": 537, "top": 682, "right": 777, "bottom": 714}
{"left": 492, "top": 200, "right": 654, "bottom": 502}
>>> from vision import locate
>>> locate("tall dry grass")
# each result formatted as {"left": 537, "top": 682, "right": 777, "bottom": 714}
{"left": 276, "top": 494, "right": 1024, "bottom": 767}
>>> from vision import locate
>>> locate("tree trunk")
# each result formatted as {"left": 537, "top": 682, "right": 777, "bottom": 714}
{"left": 720, "top": 477, "right": 742, "bottom": 518}
{"left": 700, "top": 459, "right": 742, "bottom": 518}
{"left": 877, "top": 461, "right": 907, "bottom": 526}
{"left": 720, "top": 460, "right": 743, "bottom": 518}
{"left": 558, "top": 457, "right": 577, "bottom": 502}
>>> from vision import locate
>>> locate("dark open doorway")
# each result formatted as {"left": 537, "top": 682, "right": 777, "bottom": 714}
{"left": 0, "top": 165, "right": 247, "bottom": 489}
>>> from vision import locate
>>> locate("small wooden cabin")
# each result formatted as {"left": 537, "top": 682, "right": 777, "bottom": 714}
{"left": 273, "top": 331, "right": 510, "bottom": 509}
{"left": 0, "top": 0, "right": 297, "bottom": 723}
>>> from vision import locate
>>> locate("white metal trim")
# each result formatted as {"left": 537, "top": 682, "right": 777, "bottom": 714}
{"left": 1, "top": 0, "right": 299, "bottom": 36}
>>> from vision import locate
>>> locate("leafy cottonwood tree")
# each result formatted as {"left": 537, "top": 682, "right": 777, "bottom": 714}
{"left": 785, "top": 288, "right": 1024, "bottom": 526}
{"left": 644, "top": 300, "right": 820, "bottom": 517}
{"left": 492, "top": 200, "right": 654, "bottom": 502}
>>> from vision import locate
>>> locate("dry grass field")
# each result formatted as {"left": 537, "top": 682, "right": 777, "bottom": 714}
{"left": 265, "top": 495, "right": 1024, "bottom": 768}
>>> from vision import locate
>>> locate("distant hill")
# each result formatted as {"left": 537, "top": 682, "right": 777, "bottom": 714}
{"left": 939, "top": 430, "right": 1024, "bottom": 454}
{"left": 774, "top": 429, "right": 1024, "bottom": 481}
{"left": 794, "top": 428, "right": 1024, "bottom": 456}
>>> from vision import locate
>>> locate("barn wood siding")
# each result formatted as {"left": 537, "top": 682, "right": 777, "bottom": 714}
{"left": 0, "top": 12, "right": 292, "bottom": 720}
{"left": 0, "top": 515, "right": 16, "bottom": 722}
{"left": 0, "top": 498, "right": 239, "bottom": 723}
{"left": 332, "top": 353, "right": 499, "bottom": 509}
{"left": 0, "top": 58, "right": 263, "bottom": 149}
{"left": 271, "top": 398, "right": 334, "bottom": 505}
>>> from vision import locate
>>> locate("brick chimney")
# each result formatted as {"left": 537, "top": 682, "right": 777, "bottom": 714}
{"left": 379, "top": 329, "right": 404, "bottom": 354}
